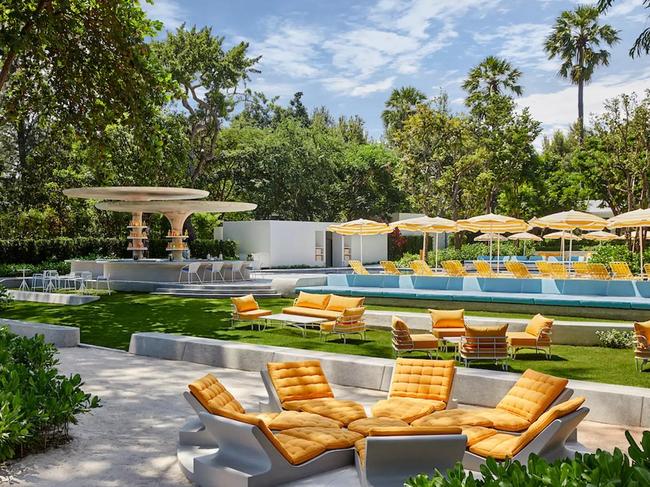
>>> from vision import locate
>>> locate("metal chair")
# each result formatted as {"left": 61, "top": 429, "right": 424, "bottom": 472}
{"left": 203, "top": 262, "right": 225, "bottom": 283}
{"left": 94, "top": 273, "right": 111, "bottom": 294}
{"left": 43, "top": 270, "right": 59, "bottom": 292}
{"left": 179, "top": 262, "right": 202, "bottom": 284}
{"left": 231, "top": 261, "right": 249, "bottom": 281}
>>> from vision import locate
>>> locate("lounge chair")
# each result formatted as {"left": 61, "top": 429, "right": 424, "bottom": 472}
{"left": 349, "top": 260, "right": 369, "bottom": 275}
{"left": 572, "top": 262, "right": 591, "bottom": 279}
{"left": 462, "top": 397, "right": 589, "bottom": 470}
{"left": 442, "top": 260, "right": 467, "bottom": 276}
{"left": 380, "top": 260, "right": 401, "bottom": 275}
{"left": 535, "top": 261, "right": 552, "bottom": 277}
{"left": 610, "top": 261, "right": 636, "bottom": 279}
{"left": 354, "top": 427, "right": 467, "bottom": 487}
{"left": 261, "top": 360, "right": 367, "bottom": 426}
{"left": 459, "top": 324, "right": 509, "bottom": 369}
{"left": 409, "top": 259, "right": 435, "bottom": 276}
{"left": 230, "top": 294, "right": 272, "bottom": 329}
{"left": 588, "top": 263, "right": 610, "bottom": 280}
{"left": 430, "top": 308, "right": 466, "bottom": 339}
{"left": 319, "top": 307, "right": 367, "bottom": 343}
{"left": 369, "top": 358, "right": 456, "bottom": 423}
{"left": 473, "top": 260, "right": 496, "bottom": 277}
{"left": 634, "top": 320, "right": 650, "bottom": 371}
{"left": 506, "top": 314, "right": 553, "bottom": 358}
{"left": 391, "top": 316, "right": 439, "bottom": 358}
{"left": 505, "top": 261, "right": 532, "bottom": 278}
{"left": 548, "top": 262, "right": 569, "bottom": 279}
{"left": 645, "top": 263, "right": 650, "bottom": 277}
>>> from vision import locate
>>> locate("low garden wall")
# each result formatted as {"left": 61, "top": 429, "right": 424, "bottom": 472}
{"left": 1, "top": 319, "right": 80, "bottom": 347}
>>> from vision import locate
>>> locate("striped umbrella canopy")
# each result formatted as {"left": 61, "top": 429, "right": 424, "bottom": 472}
{"left": 531, "top": 211, "right": 605, "bottom": 261}
{"left": 327, "top": 218, "right": 391, "bottom": 263}
{"left": 475, "top": 233, "right": 508, "bottom": 242}
{"left": 582, "top": 231, "right": 624, "bottom": 242}
{"left": 390, "top": 216, "right": 457, "bottom": 269}
{"left": 607, "top": 208, "right": 650, "bottom": 274}
{"left": 508, "top": 231, "right": 542, "bottom": 256}
{"left": 544, "top": 231, "right": 582, "bottom": 241}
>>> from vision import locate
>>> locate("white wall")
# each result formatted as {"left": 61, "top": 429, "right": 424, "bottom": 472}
{"left": 268, "top": 221, "right": 331, "bottom": 268}
{"left": 222, "top": 221, "right": 272, "bottom": 266}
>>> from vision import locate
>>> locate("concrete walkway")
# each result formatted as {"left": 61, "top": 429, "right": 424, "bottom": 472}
{"left": 2, "top": 346, "right": 645, "bottom": 486}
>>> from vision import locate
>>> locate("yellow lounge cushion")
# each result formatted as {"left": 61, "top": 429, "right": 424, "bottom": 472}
{"left": 282, "top": 306, "right": 341, "bottom": 320}
{"left": 388, "top": 358, "right": 455, "bottom": 403}
{"left": 258, "top": 410, "right": 341, "bottom": 430}
{"left": 506, "top": 332, "right": 548, "bottom": 347}
{"left": 465, "top": 324, "right": 508, "bottom": 337}
{"left": 468, "top": 408, "right": 532, "bottom": 432}
{"left": 326, "top": 295, "right": 365, "bottom": 312}
{"left": 518, "top": 397, "right": 585, "bottom": 445}
{"left": 525, "top": 314, "right": 553, "bottom": 337}
{"left": 348, "top": 417, "right": 409, "bottom": 436}
{"left": 188, "top": 374, "right": 245, "bottom": 414}
{"left": 368, "top": 426, "right": 462, "bottom": 436}
{"left": 429, "top": 309, "right": 465, "bottom": 329}
{"left": 371, "top": 397, "right": 445, "bottom": 423}
{"left": 432, "top": 328, "right": 466, "bottom": 339}
{"left": 279, "top": 427, "right": 363, "bottom": 449}
{"left": 295, "top": 291, "right": 331, "bottom": 310}
{"left": 355, "top": 438, "right": 367, "bottom": 465}
{"left": 411, "top": 409, "right": 493, "bottom": 428}
{"left": 410, "top": 334, "right": 439, "bottom": 349}
{"left": 267, "top": 360, "right": 335, "bottom": 403}
{"left": 285, "top": 398, "right": 367, "bottom": 426}
{"left": 462, "top": 426, "right": 498, "bottom": 447}
{"left": 635, "top": 320, "right": 650, "bottom": 344}
{"left": 274, "top": 433, "right": 327, "bottom": 464}
{"left": 319, "top": 321, "right": 335, "bottom": 332}
{"left": 231, "top": 294, "right": 259, "bottom": 312}
{"left": 236, "top": 309, "right": 273, "bottom": 319}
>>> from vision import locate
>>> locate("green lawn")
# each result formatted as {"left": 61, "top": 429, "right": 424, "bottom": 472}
{"left": 2, "top": 293, "right": 647, "bottom": 388}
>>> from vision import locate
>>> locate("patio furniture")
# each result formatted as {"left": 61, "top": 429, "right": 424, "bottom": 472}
{"left": 31, "top": 272, "right": 44, "bottom": 291}
{"left": 474, "top": 260, "right": 496, "bottom": 277}
{"left": 379, "top": 260, "right": 401, "bottom": 275}
{"left": 262, "top": 313, "right": 326, "bottom": 336}
{"left": 391, "top": 316, "right": 439, "bottom": 358}
{"left": 634, "top": 320, "right": 650, "bottom": 371}
{"left": 409, "top": 259, "right": 435, "bottom": 276}
{"left": 319, "top": 307, "right": 366, "bottom": 343}
{"left": 572, "top": 262, "right": 591, "bottom": 278}
{"left": 93, "top": 273, "right": 111, "bottom": 294}
{"left": 354, "top": 427, "right": 467, "bottom": 487}
{"left": 507, "top": 314, "right": 553, "bottom": 358}
{"left": 43, "top": 269, "right": 59, "bottom": 292}
{"left": 610, "top": 261, "right": 636, "bottom": 279}
{"left": 459, "top": 325, "right": 509, "bottom": 369}
{"left": 430, "top": 308, "right": 466, "bottom": 340}
{"left": 505, "top": 261, "right": 532, "bottom": 278}
{"left": 548, "top": 262, "right": 569, "bottom": 279}
{"left": 535, "top": 261, "right": 552, "bottom": 277}
{"left": 261, "top": 360, "right": 367, "bottom": 426}
{"left": 230, "top": 260, "right": 249, "bottom": 281}
{"left": 588, "top": 263, "right": 610, "bottom": 280}
{"left": 178, "top": 262, "right": 202, "bottom": 283}
{"left": 203, "top": 262, "right": 225, "bottom": 283}
{"left": 442, "top": 260, "right": 466, "bottom": 276}
{"left": 230, "top": 294, "right": 272, "bottom": 329}
{"left": 58, "top": 271, "right": 78, "bottom": 290}
{"left": 370, "top": 358, "right": 456, "bottom": 423}
{"left": 282, "top": 292, "right": 364, "bottom": 321}
{"left": 348, "top": 260, "right": 369, "bottom": 275}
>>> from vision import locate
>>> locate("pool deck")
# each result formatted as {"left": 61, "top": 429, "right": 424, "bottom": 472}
{"left": 2, "top": 346, "right": 646, "bottom": 487}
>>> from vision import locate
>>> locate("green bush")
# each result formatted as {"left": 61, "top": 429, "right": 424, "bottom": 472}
{"left": 596, "top": 329, "right": 635, "bottom": 349}
{"left": 0, "top": 260, "right": 72, "bottom": 278}
{"left": 395, "top": 252, "right": 420, "bottom": 268}
{"left": 589, "top": 243, "right": 640, "bottom": 272}
{"left": 189, "top": 239, "right": 237, "bottom": 259}
{"left": 406, "top": 430, "right": 650, "bottom": 486}
{"left": 0, "top": 327, "right": 100, "bottom": 461}
{"left": 0, "top": 285, "right": 12, "bottom": 311}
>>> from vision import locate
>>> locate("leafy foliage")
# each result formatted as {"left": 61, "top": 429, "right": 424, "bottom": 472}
{"left": 596, "top": 329, "right": 635, "bottom": 349}
{"left": 0, "top": 327, "right": 100, "bottom": 461}
{"left": 0, "top": 284, "right": 12, "bottom": 311}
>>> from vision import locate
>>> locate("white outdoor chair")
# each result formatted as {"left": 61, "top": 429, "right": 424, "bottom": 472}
{"left": 78, "top": 271, "right": 93, "bottom": 293}
{"left": 94, "top": 273, "right": 111, "bottom": 294}
{"left": 179, "top": 262, "right": 202, "bottom": 284}
{"left": 59, "top": 271, "right": 78, "bottom": 290}
{"left": 43, "top": 270, "right": 59, "bottom": 292}
{"left": 203, "top": 262, "right": 225, "bottom": 283}
{"left": 31, "top": 272, "right": 44, "bottom": 291}
{"left": 231, "top": 261, "right": 249, "bottom": 281}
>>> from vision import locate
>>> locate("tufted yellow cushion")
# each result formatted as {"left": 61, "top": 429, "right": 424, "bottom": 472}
{"left": 525, "top": 314, "right": 553, "bottom": 337}
{"left": 281, "top": 306, "right": 341, "bottom": 320}
{"left": 518, "top": 397, "right": 585, "bottom": 445}
{"left": 355, "top": 438, "right": 367, "bottom": 465}
{"left": 368, "top": 426, "right": 462, "bottom": 436}
{"left": 388, "top": 358, "right": 455, "bottom": 403}
{"left": 371, "top": 397, "right": 445, "bottom": 423}
{"left": 468, "top": 408, "right": 531, "bottom": 432}
{"left": 429, "top": 309, "right": 465, "bottom": 329}
{"left": 326, "top": 295, "right": 365, "bottom": 311}
{"left": 432, "top": 328, "right": 466, "bottom": 339}
{"left": 267, "top": 360, "right": 335, "bottom": 403}
{"left": 411, "top": 409, "right": 493, "bottom": 428}
{"left": 410, "top": 334, "right": 438, "bottom": 349}
{"left": 274, "top": 433, "right": 327, "bottom": 464}
{"left": 285, "top": 398, "right": 367, "bottom": 426}
{"left": 495, "top": 369, "right": 568, "bottom": 424}
{"left": 188, "top": 374, "right": 245, "bottom": 414}
{"left": 295, "top": 291, "right": 331, "bottom": 310}
{"left": 341, "top": 306, "right": 365, "bottom": 318}
{"left": 259, "top": 410, "right": 341, "bottom": 430}
{"left": 279, "top": 427, "right": 363, "bottom": 449}
{"left": 236, "top": 309, "right": 273, "bottom": 319}
{"left": 231, "top": 294, "right": 258, "bottom": 312}
{"left": 462, "top": 426, "right": 498, "bottom": 447}
{"left": 348, "top": 417, "right": 409, "bottom": 436}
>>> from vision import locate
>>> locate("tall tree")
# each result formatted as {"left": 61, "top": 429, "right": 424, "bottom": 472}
{"left": 598, "top": 0, "right": 650, "bottom": 58}
{"left": 545, "top": 6, "right": 620, "bottom": 143}
{"left": 381, "top": 86, "right": 426, "bottom": 141}
{"left": 462, "top": 56, "right": 523, "bottom": 101}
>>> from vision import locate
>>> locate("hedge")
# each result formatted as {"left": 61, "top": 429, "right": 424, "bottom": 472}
{"left": 0, "top": 237, "right": 238, "bottom": 265}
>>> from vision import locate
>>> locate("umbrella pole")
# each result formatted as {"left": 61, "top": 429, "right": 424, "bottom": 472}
{"left": 569, "top": 234, "right": 573, "bottom": 270}
{"left": 497, "top": 237, "right": 501, "bottom": 274}
{"left": 523, "top": 240, "right": 526, "bottom": 257}
{"left": 435, "top": 233, "right": 439, "bottom": 271}
{"left": 360, "top": 233, "right": 363, "bottom": 264}
{"left": 422, "top": 232, "right": 427, "bottom": 261}
{"left": 561, "top": 236, "right": 565, "bottom": 261}
{"left": 640, "top": 226, "right": 644, "bottom": 277}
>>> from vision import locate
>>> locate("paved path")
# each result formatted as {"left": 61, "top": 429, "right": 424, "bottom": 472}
{"left": 2, "top": 346, "right": 645, "bottom": 486}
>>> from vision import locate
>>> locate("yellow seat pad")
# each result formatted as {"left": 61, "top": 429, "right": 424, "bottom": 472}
{"left": 282, "top": 306, "right": 340, "bottom": 320}
{"left": 188, "top": 374, "right": 245, "bottom": 414}
{"left": 348, "top": 417, "right": 409, "bottom": 436}
{"left": 470, "top": 408, "right": 532, "bottom": 432}
{"left": 256, "top": 410, "right": 341, "bottom": 430}
{"left": 319, "top": 321, "right": 335, "bottom": 331}
{"left": 506, "top": 332, "right": 539, "bottom": 347}
{"left": 285, "top": 398, "right": 367, "bottom": 426}
{"left": 355, "top": 438, "right": 367, "bottom": 465}
{"left": 273, "top": 433, "right": 327, "bottom": 464}
{"left": 267, "top": 360, "right": 335, "bottom": 403}
{"left": 236, "top": 309, "right": 273, "bottom": 319}
{"left": 410, "top": 334, "right": 439, "bottom": 349}
{"left": 371, "top": 397, "right": 445, "bottom": 423}
{"left": 468, "top": 432, "right": 523, "bottom": 460}
{"left": 462, "top": 426, "right": 498, "bottom": 447}
{"left": 388, "top": 358, "right": 455, "bottom": 403}
{"left": 432, "top": 328, "right": 466, "bottom": 339}
{"left": 411, "top": 409, "right": 493, "bottom": 428}
{"left": 368, "top": 426, "right": 461, "bottom": 436}
{"left": 280, "top": 427, "right": 363, "bottom": 449}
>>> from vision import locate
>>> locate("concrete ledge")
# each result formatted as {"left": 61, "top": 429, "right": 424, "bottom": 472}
{"left": 1, "top": 319, "right": 80, "bottom": 347}
{"left": 128, "top": 332, "right": 650, "bottom": 427}
{"left": 8, "top": 290, "right": 99, "bottom": 305}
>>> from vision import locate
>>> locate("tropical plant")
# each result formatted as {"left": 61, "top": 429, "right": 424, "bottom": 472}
{"left": 596, "top": 329, "right": 635, "bottom": 349}
{"left": 381, "top": 86, "right": 427, "bottom": 141}
{"left": 0, "top": 285, "right": 12, "bottom": 312}
{"left": 462, "top": 56, "right": 523, "bottom": 100}
{"left": 598, "top": 0, "right": 650, "bottom": 58}
{"left": 544, "top": 6, "right": 620, "bottom": 142}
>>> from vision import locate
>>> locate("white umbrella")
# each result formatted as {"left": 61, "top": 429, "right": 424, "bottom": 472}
{"left": 607, "top": 208, "right": 650, "bottom": 275}
{"left": 508, "top": 232, "right": 542, "bottom": 256}
{"left": 327, "top": 218, "right": 391, "bottom": 263}
{"left": 390, "top": 216, "right": 457, "bottom": 270}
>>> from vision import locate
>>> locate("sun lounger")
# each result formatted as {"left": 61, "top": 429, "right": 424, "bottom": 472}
{"left": 409, "top": 259, "right": 435, "bottom": 276}
{"left": 380, "top": 260, "right": 401, "bottom": 275}
{"left": 505, "top": 261, "right": 532, "bottom": 278}
{"left": 610, "top": 261, "right": 637, "bottom": 279}
{"left": 349, "top": 260, "right": 369, "bottom": 275}
{"left": 442, "top": 260, "right": 467, "bottom": 276}
{"left": 506, "top": 313, "right": 553, "bottom": 358}
{"left": 474, "top": 260, "right": 496, "bottom": 277}
{"left": 634, "top": 320, "right": 650, "bottom": 371}
{"left": 588, "top": 262, "right": 610, "bottom": 280}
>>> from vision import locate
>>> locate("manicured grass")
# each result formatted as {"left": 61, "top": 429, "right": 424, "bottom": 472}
{"left": 2, "top": 293, "right": 647, "bottom": 388}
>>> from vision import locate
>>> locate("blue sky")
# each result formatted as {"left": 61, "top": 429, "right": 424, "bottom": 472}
{"left": 143, "top": 0, "right": 650, "bottom": 141}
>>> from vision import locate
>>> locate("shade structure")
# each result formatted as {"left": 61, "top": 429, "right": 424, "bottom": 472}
{"left": 475, "top": 233, "right": 508, "bottom": 242}
{"left": 582, "top": 231, "right": 624, "bottom": 242}
{"left": 607, "top": 208, "right": 650, "bottom": 275}
{"left": 531, "top": 211, "right": 606, "bottom": 262}
{"left": 457, "top": 213, "right": 528, "bottom": 272}
{"left": 63, "top": 186, "right": 208, "bottom": 201}
{"left": 327, "top": 218, "right": 391, "bottom": 263}
{"left": 390, "top": 216, "right": 457, "bottom": 269}
{"left": 508, "top": 231, "right": 542, "bottom": 256}
{"left": 544, "top": 231, "right": 582, "bottom": 241}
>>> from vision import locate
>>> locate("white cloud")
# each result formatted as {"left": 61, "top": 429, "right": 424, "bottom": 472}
{"left": 142, "top": 0, "right": 185, "bottom": 30}
{"left": 254, "top": 24, "right": 323, "bottom": 78}
{"left": 323, "top": 76, "right": 396, "bottom": 97}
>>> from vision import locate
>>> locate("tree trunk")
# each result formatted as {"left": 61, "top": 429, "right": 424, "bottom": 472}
{"left": 577, "top": 79, "right": 584, "bottom": 144}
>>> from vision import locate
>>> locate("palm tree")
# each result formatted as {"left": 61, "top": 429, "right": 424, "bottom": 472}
{"left": 381, "top": 86, "right": 426, "bottom": 138}
{"left": 598, "top": 0, "right": 650, "bottom": 58}
{"left": 462, "top": 56, "right": 523, "bottom": 98}
{"left": 545, "top": 6, "right": 620, "bottom": 143}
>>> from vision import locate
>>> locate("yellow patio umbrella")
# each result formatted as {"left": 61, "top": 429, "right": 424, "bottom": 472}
{"left": 607, "top": 208, "right": 650, "bottom": 275}
{"left": 508, "top": 231, "right": 542, "bottom": 256}
{"left": 530, "top": 211, "right": 606, "bottom": 262}
{"left": 582, "top": 230, "right": 624, "bottom": 242}
{"left": 543, "top": 230, "right": 581, "bottom": 260}
{"left": 475, "top": 233, "right": 508, "bottom": 242}
{"left": 457, "top": 213, "right": 528, "bottom": 272}
{"left": 327, "top": 218, "right": 391, "bottom": 263}
{"left": 390, "top": 216, "right": 457, "bottom": 270}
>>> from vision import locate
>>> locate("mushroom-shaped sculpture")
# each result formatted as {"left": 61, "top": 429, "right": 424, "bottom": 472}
{"left": 95, "top": 200, "right": 257, "bottom": 261}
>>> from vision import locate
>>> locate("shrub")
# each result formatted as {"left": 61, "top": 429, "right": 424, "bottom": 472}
{"left": 0, "top": 260, "right": 72, "bottom": 278}
{"left": 596, "top": 329, "right": 635, "bottom": 349}
{"left": 395, "top": 252, "right": 420, "bottom": 268}
{"left": 0, "top": 328, "right": 101, "bottom": 461}
{"left": 589, "top": 243, "right": 639, "bottom": 272}
{"left": 405, "top": 430, "right": 650, "bottom": 486}
{"left": 0, "top": 285, "right": 12, "bottom": 312}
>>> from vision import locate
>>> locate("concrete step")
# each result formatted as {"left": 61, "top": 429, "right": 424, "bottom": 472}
{"left": 152, "top": 290, "right": 282, "bottom": 298}
{"left": 159, "top": 285, "right": 276, "bottom": 292}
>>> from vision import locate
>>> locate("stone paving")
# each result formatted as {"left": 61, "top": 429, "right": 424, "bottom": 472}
{"left": 2, "top": 346, "right": 645, "bottom": 486}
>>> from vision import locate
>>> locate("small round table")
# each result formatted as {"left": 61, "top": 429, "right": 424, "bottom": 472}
{"left": 18, "top": 268, "right": 30, "bottom": 291}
